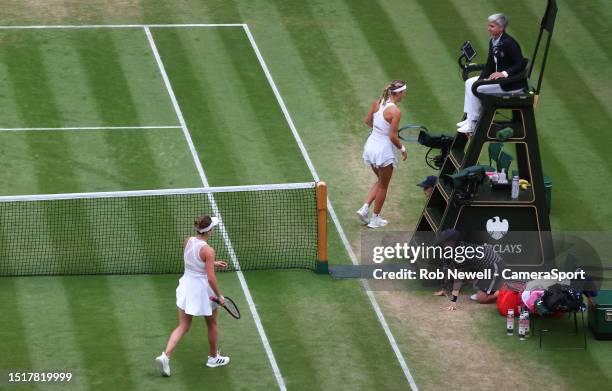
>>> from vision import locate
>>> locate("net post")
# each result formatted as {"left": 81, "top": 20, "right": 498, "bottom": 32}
{"left": 315, "top": 181, "right": 329, "bottom": 274}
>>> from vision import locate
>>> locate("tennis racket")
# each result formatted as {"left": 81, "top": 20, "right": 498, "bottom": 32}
{"left": 211, "top": 296, "right": 241, "bottom": 319}
{"left": 398, "top": 124, "right": 428, "bottom": 142}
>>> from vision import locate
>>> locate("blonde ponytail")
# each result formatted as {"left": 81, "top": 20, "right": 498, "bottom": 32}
{"left": 380, "top": 80, "right": 406, "bottom": 103}
{"left": 380, "top": 83, "right": 392, "bottom": 103}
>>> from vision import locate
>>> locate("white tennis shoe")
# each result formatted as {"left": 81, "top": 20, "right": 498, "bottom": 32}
{"left": 367, "top": 215, "right": 388, "bottom": 228}
{"left": 155, "top": 352, "right": 171, "bottom": 377}
{"left": 456, "top": 119, "right": 469, "bottom": 127}
{"left": 206, "top": 354, "right": 230, "bottom": 368}
{"left": 457, "top": 121, "right": 476, "bottom": 134}
{"left": 356, "top": 204, "right": 370, "bottom": 224}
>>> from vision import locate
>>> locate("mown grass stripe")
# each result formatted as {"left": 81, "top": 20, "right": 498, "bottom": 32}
{"left": 343, "top": 0, "right": 453, "bottom": 127}
{"left": 161, "top": 27, "right": 307, "bottom": 184}
{"left": 146, "top": 28, "right": 243, "bottom": 184}
{"left": 212, "top": 27, "right": 311, "bottom": 183}
{"left": 13, "top": 278, "right": 90, "bottom": 388}
{"left": 70, "top": 29, "right": 143, "bottom": 126}
{"left": 270, "top": 0, "right": 371, "bottom": 147}
{"left": 70, "top": 28, "right": 192, "bottom": 267}
{"left": 561, "top": 0, "right": 612, "bottom": 66}
{"left": 60, "top": 276, "right": 136, "bottom": 391}
{"left": 522, "top": 0, "right": 612, "bottom": 120}
{"left": 0, "top": 279, "right": 36, "bottom": 382}
{"left": 0, "top": 30, "right": 107, "bottom": 278}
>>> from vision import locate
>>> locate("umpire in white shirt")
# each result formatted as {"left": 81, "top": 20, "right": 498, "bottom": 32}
{"left": 457, "top": 13, "right": 528, "bottom": 133}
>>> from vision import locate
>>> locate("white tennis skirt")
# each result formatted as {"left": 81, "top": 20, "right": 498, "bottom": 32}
{"left": 362, "top": 132, "right": 397, "bottom": 168}
{"left": 176, "top": 273, "right": 218, "bottom": 316}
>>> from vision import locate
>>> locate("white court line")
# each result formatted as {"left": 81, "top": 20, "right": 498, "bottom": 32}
{"left": 144, "top": 27, "right": 286, "bottom": 391}
{"left": 0, "top": 23, "right": 245, "bottom": 29}
{"left": 243, "top": 24, "right": 419, "bottom": 391}
{"left": 0, "top": 125, "right": 181, "bottom": 132}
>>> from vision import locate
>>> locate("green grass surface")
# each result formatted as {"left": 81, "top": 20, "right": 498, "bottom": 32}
{"left": 0, "top": 128, "right": 198, "bottom": 193}
{"left": 0, "top": 1, "right": 611, "bottom": 390}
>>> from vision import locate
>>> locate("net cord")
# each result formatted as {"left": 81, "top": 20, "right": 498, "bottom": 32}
{"left": 0, "top": 182, "right": 316, "bottom": 203}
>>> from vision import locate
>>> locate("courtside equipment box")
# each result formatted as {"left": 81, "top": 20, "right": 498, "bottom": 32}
{"left": 588, "top": 290, "right": 612, "bottom": 340}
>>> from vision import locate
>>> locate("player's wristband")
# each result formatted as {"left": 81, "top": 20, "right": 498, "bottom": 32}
{"left": 400, "top": 145, "right": 406, "bottom": 153}
{"left": 450, "top": 295, "right": 458, "bottom": 302}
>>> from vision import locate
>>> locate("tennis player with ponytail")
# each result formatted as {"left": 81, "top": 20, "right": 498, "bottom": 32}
{"left": 155, "top": 215, "right": 230, "bottom": 376}
{"left": 357, "top": 80, "right": 408, "bottom": 228}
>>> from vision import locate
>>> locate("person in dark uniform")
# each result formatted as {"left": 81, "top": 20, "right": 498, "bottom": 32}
{"left": 435, "top": 229, "right": 505, "bottom": 311}
{"left": 457, "top": 13, "right": 528, "bottom": 134}
{"left": 417, "top": 175, "right": 437, "bottom": 198}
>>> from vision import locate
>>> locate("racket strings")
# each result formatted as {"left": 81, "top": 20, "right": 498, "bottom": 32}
{"left": 224, "top": 298, "right": 241, "bottom": 318}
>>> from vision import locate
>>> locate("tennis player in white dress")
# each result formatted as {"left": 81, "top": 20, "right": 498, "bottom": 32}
{"left": 358, "top": 80, "right": 408, "bottom": 228}
{"left": 155, "top": 215, "right": 230, "bottom": 376}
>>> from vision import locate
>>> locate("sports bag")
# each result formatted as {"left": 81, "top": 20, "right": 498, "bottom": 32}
{"left": 497, "top": 288, "right": 522, "bottom": 316}
{"left": 541, "top": 283, "right": 582, "bottom": 312}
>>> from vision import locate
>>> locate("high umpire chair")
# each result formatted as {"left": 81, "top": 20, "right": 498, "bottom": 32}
{"left": 415, "top": 0, "right": 558, "bottom": 271}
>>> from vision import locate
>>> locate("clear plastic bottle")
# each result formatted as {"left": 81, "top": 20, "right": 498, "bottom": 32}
{"left": 518, "top": 311, "right": 527, "bottom": 340}
{"left": 499, "top": 168, "right": 507, "bottom": 184}
{"left": 511, "top": 176, "right": 520, "bottom": 199}
{"left": 506, "top": 308, "right": 514, "bottom": 335}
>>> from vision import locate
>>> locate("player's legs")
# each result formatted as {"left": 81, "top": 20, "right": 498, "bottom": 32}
{"left": 357, "top": 166, "right": 380, "bottom": 223}
{"left": 372, "top": 165, "right": 393, "bottom": 214}
{"left": 164, "top": 309, "right": 193, "bottom": 357}
{"left": 365, "top": 165, "right": 381, "bottom": 205}
{"left": 204, "top": 310, "right": 219, "bottom": 357}
{"left": 205, "top": 309, "right": 230, "bottom": 367}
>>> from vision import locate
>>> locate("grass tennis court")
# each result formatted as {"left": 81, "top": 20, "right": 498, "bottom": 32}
{"left": 0, "top": 1, "right": 611, "bottom": 390}
{"left": 0, "top": 24, "right": 410, "bottom": 390}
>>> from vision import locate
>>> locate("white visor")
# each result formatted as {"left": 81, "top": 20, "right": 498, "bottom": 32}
{"left": 197, "top": 216, "right": 219, "bottom": 233}
{"left": 391, "top": 84, "right": 406, "bottom": 93}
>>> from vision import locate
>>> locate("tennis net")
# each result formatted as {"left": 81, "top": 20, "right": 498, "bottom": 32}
{"left": 0, "top": 182, "right": 324, "bottom": 276}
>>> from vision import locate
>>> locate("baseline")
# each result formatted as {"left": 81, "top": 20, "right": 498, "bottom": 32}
{"left": 0, "top": 125, "right": 181, "bottom": 132}
{"left": 0, "top": 23, "right": 245, "bottom": 30}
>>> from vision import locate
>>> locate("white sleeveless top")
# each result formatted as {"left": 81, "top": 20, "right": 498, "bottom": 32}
{"left": 372, "top": 100, "right": 396, "bottom": 137}
{"left": 183, "top": 237, "right": 208, "bottom": 278}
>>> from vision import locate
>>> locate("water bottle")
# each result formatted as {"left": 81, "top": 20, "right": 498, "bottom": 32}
{"left": 511, "top": 176, "right": 520, "bottom": 199}
{"left": 523, "top": 310, "right": 530, "bottom": 338}
{"left": 499, "top": 169, "right": 507, "bottom": 184}
{"left": 518, "top": 311, "right": 527, "bottom": 340}
{"left": 506, "top": 308, "right": 514, "bottom": 335}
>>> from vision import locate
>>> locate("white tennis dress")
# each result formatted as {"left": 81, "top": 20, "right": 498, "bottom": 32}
{"left": 363, "top": 100, "right": 399, "bottom": 168}
{"left": 176, "top": 237, "right": 218, "bottom": 316}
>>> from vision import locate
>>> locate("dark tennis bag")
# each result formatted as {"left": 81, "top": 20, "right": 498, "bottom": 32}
{"left": 541, "top": 284, "right": 582, "bottom": 312}
{"left": 588, "top": 290, "right": 612, "bottom": 340}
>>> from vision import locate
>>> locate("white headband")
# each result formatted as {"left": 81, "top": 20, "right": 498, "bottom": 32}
{"left": 197, "top": 216, "right": 219, "bottom": 233}
{"left": 391, "top": 84, "right": 406, "bottom": 93}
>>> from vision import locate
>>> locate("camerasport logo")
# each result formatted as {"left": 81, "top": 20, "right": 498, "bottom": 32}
{"left": 486, "top": 216, "right": 509, "bottom": 240}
